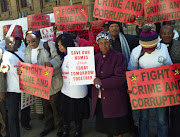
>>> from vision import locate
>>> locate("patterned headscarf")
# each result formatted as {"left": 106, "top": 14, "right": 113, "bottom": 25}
{"left": 96, "top": 31, "right": 111, "bottom": 43}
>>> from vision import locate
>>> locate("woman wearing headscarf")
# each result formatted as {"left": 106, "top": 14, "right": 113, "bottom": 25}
{"left": 92, "top": 31, "right": 129, "bottom": 137}
{"left": 24, "top": 31, "right": 63, "bottom": 137}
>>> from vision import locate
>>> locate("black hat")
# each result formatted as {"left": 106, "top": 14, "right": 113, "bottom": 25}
{"left": 107, "top": 21, "right": 120, "bottom": 28}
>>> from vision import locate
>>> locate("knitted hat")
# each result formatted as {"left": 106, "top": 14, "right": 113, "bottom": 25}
{"left": 107, "top": 21, "right": 120, "bottom": 29}
{"left": 96, "top": 31, "right": 111, "bottom": 43}
{"left": 139, "top": 26, "right": 158, "bottom": 49}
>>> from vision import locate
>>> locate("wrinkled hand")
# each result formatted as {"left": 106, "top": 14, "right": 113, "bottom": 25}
{"left": 93, "top": 77, "right": 102, "bottom": 86}
{"left": 44, "top": 62, "right": 53, "bottom": 67}
{"left": 135, "top": 16, "right": 147, "bottom": 28}
{"left": 127, "top": 89, "right": 133, "bottom": 94}
{"left": 0, "top": 92, "right": 5, "bottom": 102}
{"left": 0, "top": 63, "right": 9, "bottom": 73}
{"left": 17, "top": 68, "right": 22, "bottom": 75}
{"left": 53, "top": 24, "right": 57, "bottom": 35}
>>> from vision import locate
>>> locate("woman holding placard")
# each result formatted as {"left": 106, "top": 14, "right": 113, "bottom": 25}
{"left": 56, "top": 33, "right": 89, "bottom": 137}
{"left": 92, "top": 31, "right": 129, "bottom": 137}
{"left": 128, "top": 25, "right": 173, "bottom": 137}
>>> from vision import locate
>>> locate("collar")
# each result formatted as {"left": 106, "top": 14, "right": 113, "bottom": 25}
{"left": 100, "top": 49, "right": 113, "bottom": 59}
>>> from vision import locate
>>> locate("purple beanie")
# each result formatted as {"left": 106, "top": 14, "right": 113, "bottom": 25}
{"left": 139, "top": 28, "right": 158, "bottom": 49}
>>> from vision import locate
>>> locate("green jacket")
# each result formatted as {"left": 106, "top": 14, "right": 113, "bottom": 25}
{"left": 0, "top": 48, "right": 6, "bottom": 92}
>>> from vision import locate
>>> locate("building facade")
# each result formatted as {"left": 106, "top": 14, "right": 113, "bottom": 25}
{"left": 0, "top": 0, "right": 95, "bottom": 21}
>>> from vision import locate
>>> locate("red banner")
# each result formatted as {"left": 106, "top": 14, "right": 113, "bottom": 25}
{"left": 90, "top": 20, "right": 108, "bottom": 27}
{"left": 144, "top": 0, "right": 180, "bottom": 23}
{"left": 77, "top": 30, "right": 89, "bottom": 40}
{"left": 27, "top": 14, "right": 51, "bottom": 31}
{"left": 92, "top": 26, "right": 104, "bottom": 38}
{"left": 126, "top": 63, "right": 180, "bottom": 110}
{"left": 93, "top": 0, "right": 144, "bottom": 24}
{"left": 18, "top": 62, "right": 53, "bottom": 100}
{"left": 3, "top": 25, "right": 23, "bottom": 40}
{"left": 53, "top": 5, "right": 88, "bottom": 31}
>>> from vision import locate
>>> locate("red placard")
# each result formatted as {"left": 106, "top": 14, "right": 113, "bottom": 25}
{"left": 18, "top": 62, "right": 53, "bottom": 100}
{"left": 53, "top": 5, "right": 88, "bottom": 31}
{"left": 27, "top": 14, "right": 51, "bottom": 31}
{"left": 93, "top": 0, "right": 144, "bottom": 24}
{"left": 77, "top": 30, "right": 89, "bottom": 40}
{"left": 92, "top": 26, "right": 104, "bottom": 38}
{"left": 126, "top": 63, "right": 180, "bottom": 110}
{"left": 90, "top": 20, "right": 108, "bottom": 27}
{"left": 144, "top": 0, "right": 180, "bottom": 23}
{"left": 3, "top": 25, "right": 23, "bottom": 40}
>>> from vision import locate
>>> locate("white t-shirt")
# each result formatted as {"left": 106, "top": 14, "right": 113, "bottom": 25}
{"left": 31, "top": 47, "right": 38, "bottom": 64}
{"left": 18, "top": 44, "right": 26, "bottom": 52}
{"left": 61, "top": 55, "right": 88, "bottom": 99}
{"left": 128, "top": 43, "right": 173, "bottom": 70}
{"left": 2, "top": 50, "right": 24, "bottom": 93}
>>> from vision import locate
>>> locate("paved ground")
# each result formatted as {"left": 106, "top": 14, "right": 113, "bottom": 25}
{"left": 21, "top": 102, "right": 158, "bottom": 137}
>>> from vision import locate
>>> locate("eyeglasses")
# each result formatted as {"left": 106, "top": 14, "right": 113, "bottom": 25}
{"left": 26, "top": 39, "right": 36, "bottom": 44}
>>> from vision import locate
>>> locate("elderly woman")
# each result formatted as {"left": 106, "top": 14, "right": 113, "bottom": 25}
{"left": 24, "top": 31, "right": 63, "bottom": 137}
{"left": 92, "top": 31, "right": 129, "bottom": 137}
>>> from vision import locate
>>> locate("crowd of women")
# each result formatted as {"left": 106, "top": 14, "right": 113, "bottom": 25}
{"left": 0, "top": 17, "right": 180, "bottom": 137}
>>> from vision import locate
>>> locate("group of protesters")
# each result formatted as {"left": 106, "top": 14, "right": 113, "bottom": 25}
{"left": 0, "top": 14, "right": 180, "bottom": 137}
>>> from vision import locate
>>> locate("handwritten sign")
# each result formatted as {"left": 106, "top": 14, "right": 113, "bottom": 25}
{"left": 67, "top": 47, "right": 96, "bottom": 86}
{"left": 27, "top": 14, "right": 51, "bottom": 31}
{"left": 93, "top": 0, "right": 144, "bottom": 23}
{"left": 53, "top": 5, "right": 88, "bottom": 31}
{"left": 144, "top": 0, "right": 180, "bottom": 23}
{"left": 126, "top": 63, "right": 180, "bottom": 110}
{"left": 18, "top": 62, "right": 53, "bottom": 100}
{"left": 21, "top": 93, "right": 36, "bottom": 110}
{"left": 40, "top": 26, "right": 63, "bottom": 41}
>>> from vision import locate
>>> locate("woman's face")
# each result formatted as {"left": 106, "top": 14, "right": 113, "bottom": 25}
{"left": 98, "top": 39, "right": 111, "bottom": 55}
{"left": 58, "top": 40, "right": 67, "bottom": 53}
{"left": 26, "top": 34, "right": 40, "bottom": 49}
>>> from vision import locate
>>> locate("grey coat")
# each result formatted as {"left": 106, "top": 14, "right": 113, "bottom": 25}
{"left": 24, "top": 40, "right": 63, "bottom": 95}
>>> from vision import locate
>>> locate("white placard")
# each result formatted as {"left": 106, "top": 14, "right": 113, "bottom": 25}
{"left": 21, "top": 92, "right": 36, "bottom": 110}
{"left": 68, "top": 47, "right": 95, "bottom": 86}
{"left": 40, "top": 26, "right": 63, "bottom": 41}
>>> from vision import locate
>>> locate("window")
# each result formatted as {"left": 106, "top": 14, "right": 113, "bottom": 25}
{"left": 1, "top": 0, "right": 9, "bottom": 12}
{"left": 21, "top": 0, "right": 31, "bottom": 8}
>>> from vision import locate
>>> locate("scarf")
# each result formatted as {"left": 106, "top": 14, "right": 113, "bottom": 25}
{"left": 119, "top": 32, "right": 131, "bottom": 66}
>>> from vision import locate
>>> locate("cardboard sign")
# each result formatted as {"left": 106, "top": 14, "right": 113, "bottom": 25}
{"left": 93, "top": 0, "right": 144, "bottom": 23}
{"left": 18, "top": 62, "right": 53, "bottom": 100}
{"left": 53, "top": 5, "right": 88, "bottom": 31}
{"left": 40, "top": 26, "right": 63, "bottom": 41}
{"left": 90, "top": 20, "right": 108, "bottom": 27}
{"left": 21, "top": 92, "right": 36, "bottom": 110}
{"left": 27, "top": 14, "right": 51, "bottom": 31}
{"left": 144, "top": 0, "right": 180, "bottom": 23}
{"left": 126, "top": 63, "right": 180, "bottom": 110}
{"left": 3, "top": 25, "right": 23, "bottom": 40}
{"left": 67, "top": 47, "right": 96, "bottom": 86}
